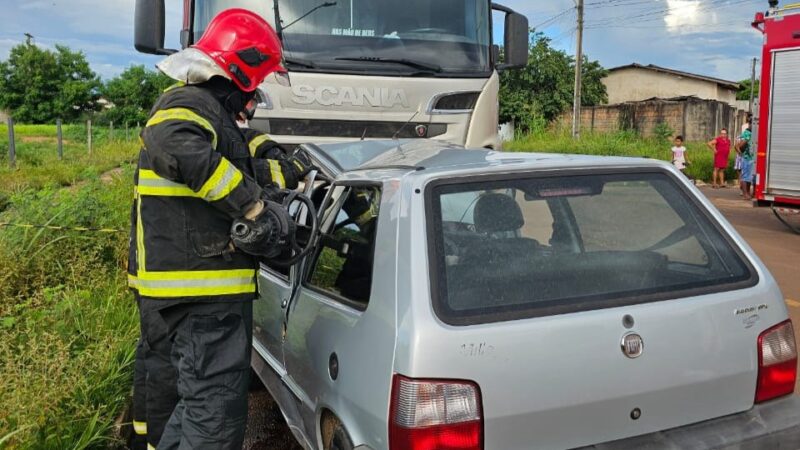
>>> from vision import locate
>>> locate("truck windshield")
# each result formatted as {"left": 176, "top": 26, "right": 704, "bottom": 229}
{"left": 193, "top": 0, "right": 492, "bottom": 76}
{"left": 428, "top": 172, "right": 756, "bottom": 325}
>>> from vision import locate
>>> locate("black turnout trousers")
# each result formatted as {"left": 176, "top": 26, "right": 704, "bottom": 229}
{"left": 136, "top": 297, "right": 253, "bottom": 450}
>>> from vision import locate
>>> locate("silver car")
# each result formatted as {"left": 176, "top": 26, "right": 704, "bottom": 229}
{"left": 251, "top": 140, "right": 800, "bottom": 450}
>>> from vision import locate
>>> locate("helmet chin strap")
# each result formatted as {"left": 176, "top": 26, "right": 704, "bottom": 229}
{"left": 202, "top": 76, "right": 256, "bottom": 118}
{"left": 223, "top": 89, "right": 256, "bottom": 117}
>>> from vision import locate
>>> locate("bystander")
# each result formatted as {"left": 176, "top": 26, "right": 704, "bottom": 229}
{"left": 707, "top": 128, "right": 731, "bottom": 188}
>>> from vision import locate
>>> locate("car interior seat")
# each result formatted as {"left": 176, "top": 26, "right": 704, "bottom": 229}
{"left": 467, "top": 192, "right": 540, "bottom": 259}
{"left": 446, "top": 193, "right": 541, "bottom": 309}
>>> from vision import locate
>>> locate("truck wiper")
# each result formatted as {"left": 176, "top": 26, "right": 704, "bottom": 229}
{"left": 334, "top": 57, "right": 442, "bottom": 73}
{"left": 282, "top": 1, "right": 337, "bottom": 31}
{"left": 284, "top": 57, "right": 318, "bottom": 69}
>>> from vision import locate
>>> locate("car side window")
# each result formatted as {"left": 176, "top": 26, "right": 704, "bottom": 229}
{"left": 306, "top": 185, "right": 380, "bottom": 309}
{"left": 262, "top": 259, "right": 290, "bottom": 278}
{"left": 261, "top": 182, "right": 332, "bottom": 279}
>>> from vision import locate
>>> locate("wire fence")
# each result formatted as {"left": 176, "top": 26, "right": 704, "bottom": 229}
{"left": 2, "top": 117, "right": 143, "bottom": 169}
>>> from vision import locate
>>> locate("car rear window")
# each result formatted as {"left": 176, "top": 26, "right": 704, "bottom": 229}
{"left": 427, "top": 170, "right": 756, "bottom": 325}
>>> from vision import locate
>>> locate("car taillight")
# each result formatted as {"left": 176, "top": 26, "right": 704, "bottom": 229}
{"left": 755, "top": 319, "right": 797, "bottom": 403}
{"left": 389, "top": 375, "right": 483, "bottom": 450}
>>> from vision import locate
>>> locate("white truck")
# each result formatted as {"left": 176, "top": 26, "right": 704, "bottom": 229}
{"left": 134, "top": 0, "right": 529, "bottom": 148}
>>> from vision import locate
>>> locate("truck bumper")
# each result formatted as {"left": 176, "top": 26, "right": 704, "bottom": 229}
{"left": 579, "top": 395, "right": 800, "bottom": 449}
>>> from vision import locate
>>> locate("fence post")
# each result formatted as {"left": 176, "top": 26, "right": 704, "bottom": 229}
{"left": 125, "top": 122, "right": 129, "bottom": 141}
{"left": 7, "top": 117, "right": 16, "bottom": 169}
{"left": 110, "top": 121, "right": 114, "bottom": 141}
{"left": 57, "top": 119, "right": 63, "bottom": 160}
{"left": 87, "top": 119, "right": 93, "bottom": 155}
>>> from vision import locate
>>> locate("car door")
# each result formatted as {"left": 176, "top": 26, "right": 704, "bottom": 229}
{"left": 253, "top": 148, "right": 339, "bottom": 372}
{"left": 253, "top": 261, "right": 292, "bottom": 372}
{"left": 282, "top": 183, "right": 383, "bottom": 444}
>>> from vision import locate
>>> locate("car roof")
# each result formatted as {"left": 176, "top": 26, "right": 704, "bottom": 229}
{"left": 303, "top": 139, "right": 670, "bottom": 181}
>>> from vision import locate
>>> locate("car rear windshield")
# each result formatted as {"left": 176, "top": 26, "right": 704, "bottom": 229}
{"left": 428, "top": 171, "right": 756, "bottom": 325}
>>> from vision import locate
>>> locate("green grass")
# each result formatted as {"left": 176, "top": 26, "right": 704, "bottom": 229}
{"left": 0, "top": 126, "right": 139, "bottom": 448}
{"left": 506, "top": 130, "right": 739, "bottom": 183}
{"left": 0, "top": 124, "right": 140, "bottom": 195}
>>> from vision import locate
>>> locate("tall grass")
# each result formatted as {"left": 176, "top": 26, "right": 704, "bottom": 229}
{"left": 0, "top": 130, "right": 138, "bottom": 447}
{"left": 506, "top": 130, "right": 739, "bottom": 182}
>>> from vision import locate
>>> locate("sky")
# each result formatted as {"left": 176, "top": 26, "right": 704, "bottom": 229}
{"left": 0, "top": 0, "right": 767, "bottom": 82}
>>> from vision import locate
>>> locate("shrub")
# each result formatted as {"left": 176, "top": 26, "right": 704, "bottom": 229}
{"left": 653, "top": 122, "right": 674, "bottom": 142}
{"left": 507, "top": 130, "right": 736, "bottom": 182}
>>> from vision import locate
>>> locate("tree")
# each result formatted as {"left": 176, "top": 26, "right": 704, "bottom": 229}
{"left": 736, "top": 78, "right": 760, "bottom": 101}
{"left": 499, "top": 32, "right": 608, "bottom": 132}
{"left": 99, "top": 65, "right": 174, "bottom": 126}
{"left": 0, "top": 43, "right": 100, "bottom": 123}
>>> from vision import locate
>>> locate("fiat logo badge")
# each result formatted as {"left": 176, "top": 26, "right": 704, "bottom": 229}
{"left": 621, "top": 333, "right": 644, "bottom": 359}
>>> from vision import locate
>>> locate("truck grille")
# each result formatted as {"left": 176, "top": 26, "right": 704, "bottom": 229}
{"left": 251, "top": 118, "right": 446, "bottom": 139}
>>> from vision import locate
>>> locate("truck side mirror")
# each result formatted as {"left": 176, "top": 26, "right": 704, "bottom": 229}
{"left": 491, "top": 4, "right": 529, "bottom": 71}
{"left": 492, "top": 44, "right": 501, "bottom": 65}
{"left": 502, "top": 12, "right": 529, "bottom": 70}
{"left": 135, "top": 0, "right": 177, "bottom": 55}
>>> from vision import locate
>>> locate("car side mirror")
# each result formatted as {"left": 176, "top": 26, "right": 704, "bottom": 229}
{"left": 134, "top": 0, "right": 177, "bottom": 55}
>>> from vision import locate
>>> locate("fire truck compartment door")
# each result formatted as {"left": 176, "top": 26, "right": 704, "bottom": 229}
{"left": 767, "top": 48, "right": 800, "bottom": 194}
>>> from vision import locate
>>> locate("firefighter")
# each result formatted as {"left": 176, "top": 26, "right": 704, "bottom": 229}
{"left": 128, "top": 9, "right": 310, "bottom": 449}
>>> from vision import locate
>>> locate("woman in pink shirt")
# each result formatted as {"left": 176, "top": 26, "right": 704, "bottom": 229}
{"left": 707, "top": 128, "right": 731, "bottom": 188}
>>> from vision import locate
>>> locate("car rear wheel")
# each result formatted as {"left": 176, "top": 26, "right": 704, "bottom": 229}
{"left": 323, "top": 414, "right": 354, "bottom": 450}
{"left": 329, "top": 423, "right": 354, "bottom": 450}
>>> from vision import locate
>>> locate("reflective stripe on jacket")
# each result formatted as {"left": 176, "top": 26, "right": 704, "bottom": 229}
{"left": 240, "top": 128, "right": 299, "bottom": 189}
{"left": 128, "top": 85, "right": 263, "bottom": 301}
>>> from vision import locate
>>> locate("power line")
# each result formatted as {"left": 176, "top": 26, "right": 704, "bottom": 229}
{"left": 551, "top": 26, "right": 578, "bottom": 44}
{"left": 585, "top": 0, "right": 758, "bottom": 27}
{"left": 586, "top": 0, "right": 665, "bottom": 7}
{"left": 587, "top": 0, "right": 750, "bottom": 24}
{"left": 585, "top": 18, "right": 749, "bottom": 29}
{"left": 532, "top": 6, "right": 577, "bottom": 30}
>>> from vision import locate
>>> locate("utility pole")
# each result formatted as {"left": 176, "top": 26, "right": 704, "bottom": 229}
{"left": 748, "top": 57, "right": 757, "bottom": 114}
{"left": 572, "top": 0, "right": 585, "bottom": 139}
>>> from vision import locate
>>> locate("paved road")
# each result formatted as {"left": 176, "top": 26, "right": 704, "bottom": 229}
{"left": 698, "top": 185, "right": 800, "bottom": 391}
{"left": 243, "top": 185, "right": 800, "bottom": 449}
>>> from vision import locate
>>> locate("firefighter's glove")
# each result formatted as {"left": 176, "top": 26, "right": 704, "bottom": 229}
{"left": 261, "top": 186, "right": 290, "bottom": 204}
{"left": 253, "top": 139, "right": 290, "bottom": 160}
{"left": 288, "top": 148, "right": 313, "bottom": 178}
{"left": 344, "top": 191, "right": 377, "bottom": 229}
{"left": 265, "top": 150, "right": 314, "bottom": 190}
{"left": 231, "top": 201, "right": 295, "bottom": 258}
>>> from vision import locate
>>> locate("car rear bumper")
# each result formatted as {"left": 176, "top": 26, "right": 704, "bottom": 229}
{"left": 578, "top": 395, "right": 800, "bottom": 449}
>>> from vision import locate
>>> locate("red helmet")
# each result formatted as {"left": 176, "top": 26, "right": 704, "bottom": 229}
{"left": 193, "top": 8, "right": 285, "bottom": 92}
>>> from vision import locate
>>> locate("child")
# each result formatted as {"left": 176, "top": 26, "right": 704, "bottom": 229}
{"left": 671, "top": 135, "right": 690, "bottom": 175}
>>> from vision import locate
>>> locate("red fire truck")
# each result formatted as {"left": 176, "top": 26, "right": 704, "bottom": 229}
{"left": 752, "top": 1, "right": 800, "bottom": 232}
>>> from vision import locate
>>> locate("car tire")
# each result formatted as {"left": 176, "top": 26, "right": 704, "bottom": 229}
{"left": 329, "top": 422, "right": 354, "bottom": 450}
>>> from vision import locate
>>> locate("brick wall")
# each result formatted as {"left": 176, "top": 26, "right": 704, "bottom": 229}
{"left": 560, "top": 98, "right": 749, "bottom": 141}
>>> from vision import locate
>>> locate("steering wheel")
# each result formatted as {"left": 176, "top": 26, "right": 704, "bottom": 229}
{"left": 269, "top": 190, "right": 319, "bottom": 267}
